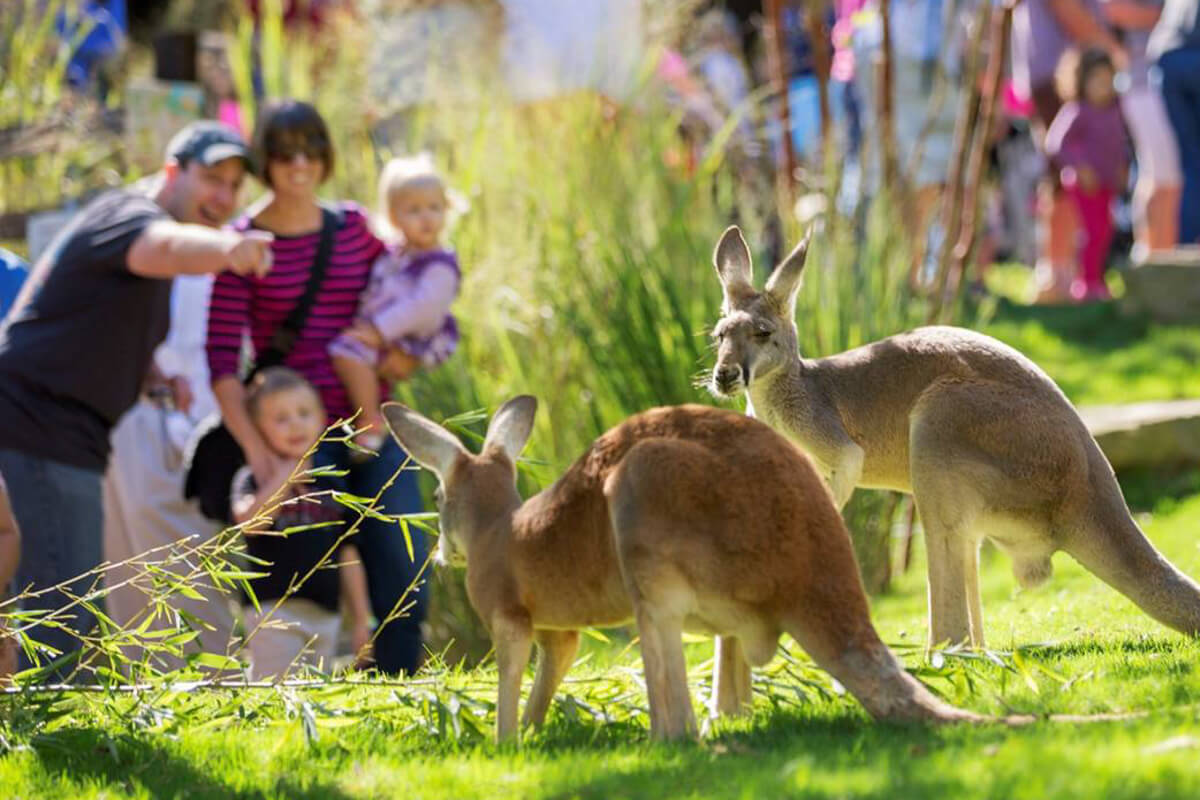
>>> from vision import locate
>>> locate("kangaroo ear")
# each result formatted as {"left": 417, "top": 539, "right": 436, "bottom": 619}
{"left": 713, "top": 226, "right": 754, "bottom": 300}
{"left": 483, "top": 395, "right": 538, "bottom": 462}
{"left": 382, "top": 402, "right": 467, "bottom": 479}
{"left": 764, "top": 227, "right": 813, "bottom": 314}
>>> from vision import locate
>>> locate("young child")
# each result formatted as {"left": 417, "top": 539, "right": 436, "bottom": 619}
{"left": 329, "top": 154, "right": 461, "bottom": 452}
{"left": 1044, "top": 48, "right": 1130, "bottom": 302}
{"left": 0, "top": 472, "right": 20, "bottom": 682}
{"left": 231, "top": 367, "right": 372, "bottom": 678}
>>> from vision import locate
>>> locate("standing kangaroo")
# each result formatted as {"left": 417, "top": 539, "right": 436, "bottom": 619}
{"left": 708, "top": 225, "right": 1200, "bottom": 650}
{"left": 383, "top": 397, "right": 980, "bottom": 742}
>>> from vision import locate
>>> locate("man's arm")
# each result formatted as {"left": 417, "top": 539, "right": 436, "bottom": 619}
{"left": 213, "top": 375, "right": 282, "bottom": 488}
{"left": 1101, "top": 0, "right": 1162, "bottom": 30}
{"left": 127, "top": 222, "right": 273, "bottom": 279}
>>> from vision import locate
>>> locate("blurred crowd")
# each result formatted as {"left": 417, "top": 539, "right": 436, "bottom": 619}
{"left": 659, "top": 0, "right": 1199, "bottom": 301}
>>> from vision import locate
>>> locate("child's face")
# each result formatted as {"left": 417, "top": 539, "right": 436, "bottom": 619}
{"left": 254, "top": 386, "right": 325, "bottom": 461}
{"left": 1083, "top": 65, "right": 1115, "bottom": 107}
{"left": 389, "top": 184, "right": 446, "bottom": 251}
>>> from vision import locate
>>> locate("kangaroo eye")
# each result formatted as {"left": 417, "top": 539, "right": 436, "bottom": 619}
{"left": 754, "top": 330, "right": 772, "bottom": 341}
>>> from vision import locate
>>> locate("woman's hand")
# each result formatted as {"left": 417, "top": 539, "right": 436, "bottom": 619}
{"left": 346, "top": 321, "right": 384, "bottom": 350}
{"left": 246, "top": 445, "right": 288, "bottom": 490}
{"left": 379, "top": 348, "right": 421, "bottom": 382}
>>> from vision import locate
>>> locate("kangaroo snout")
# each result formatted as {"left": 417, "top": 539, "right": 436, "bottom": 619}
{"left": 712, "top": 364, "right": 745, "bottom": 396}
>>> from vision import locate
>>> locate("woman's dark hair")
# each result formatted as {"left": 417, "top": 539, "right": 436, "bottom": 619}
{"left": 249, "top": 99, "right": 335, "bottom": 186}
{"left": 1055, "top": 47, "right": 1115, "bottom": 104}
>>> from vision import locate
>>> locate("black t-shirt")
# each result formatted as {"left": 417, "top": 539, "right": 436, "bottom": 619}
{"left": 232, "top": 467, "right": 351, "bottom": 613}
{"left": 0, "top": 189, "right": 171, "bottom": 471}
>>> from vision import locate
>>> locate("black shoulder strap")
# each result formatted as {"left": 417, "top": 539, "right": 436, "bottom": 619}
{"left": 253, "top": 205, "right": 339, "bottom": 372}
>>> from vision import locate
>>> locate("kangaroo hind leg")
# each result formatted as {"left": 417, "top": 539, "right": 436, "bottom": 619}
{"left": 523, "top": 629, "right": 581, "bottom": 729}
{"left": 912, "top": 477, "right": 986, "bottom": 650}
{"left": 711, "top": 635, "right": 753, "bottom": 719}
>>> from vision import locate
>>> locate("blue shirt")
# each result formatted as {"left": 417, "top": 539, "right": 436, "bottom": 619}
{"left": 0, "top": 250, "right": 28, "bottom": 323}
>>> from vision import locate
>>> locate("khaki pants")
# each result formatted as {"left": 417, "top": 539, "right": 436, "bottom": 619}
{"left": 103, "top": 401, "right": 236, "bottom": 671}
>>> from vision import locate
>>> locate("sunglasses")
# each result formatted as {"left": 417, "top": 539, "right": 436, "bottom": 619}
{"left": 268, "top": 135, "right": 328, "bottom": 162}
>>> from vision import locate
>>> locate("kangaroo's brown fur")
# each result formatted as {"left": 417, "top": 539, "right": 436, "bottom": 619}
{"left": 383, "top": 397, "right": 979, "bottom": 743}
{"left": 708, "top": 225, "right": 1200, "bottom": 650}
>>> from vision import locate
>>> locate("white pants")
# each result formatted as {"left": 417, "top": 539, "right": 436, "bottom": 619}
{"left": 1121, "top": 86, "right": 1183, "bottom": 189}
{"left": 243, "top": 598, "right": 341, "bottom": 679}
{"left": 102, "top": 400, "right": 236, "bottom": 671}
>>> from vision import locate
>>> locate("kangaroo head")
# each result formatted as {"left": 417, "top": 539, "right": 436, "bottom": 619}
{"left": 382, "top": 396, "right": 537, "bottom": 567}
{"left": 709, "top": 226, "right": 811, "bottom": 398}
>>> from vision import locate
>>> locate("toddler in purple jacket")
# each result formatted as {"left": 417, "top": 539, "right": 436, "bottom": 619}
{"left": 1045, "top": 48, "right": 1130, "bottom": 302}
{"left": 330, "top": 155, "right": 461, "bottom": 451}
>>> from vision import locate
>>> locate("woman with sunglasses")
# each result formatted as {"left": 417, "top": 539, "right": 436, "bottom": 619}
{"left": 205, "top": 100, "right": 428, "bottom": 676}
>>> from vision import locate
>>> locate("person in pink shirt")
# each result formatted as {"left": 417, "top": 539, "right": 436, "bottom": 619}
{"left": 206, "top": 100, "right": 429, "bottom": 675}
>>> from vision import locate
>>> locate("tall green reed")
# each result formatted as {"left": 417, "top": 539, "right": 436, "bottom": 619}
{"left": 0, "top": 0, "right": 129, "bottom": 215}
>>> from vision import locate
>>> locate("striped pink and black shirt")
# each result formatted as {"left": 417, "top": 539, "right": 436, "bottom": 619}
{"left": 205, "top": 202, "right": 386, "bottom": 424}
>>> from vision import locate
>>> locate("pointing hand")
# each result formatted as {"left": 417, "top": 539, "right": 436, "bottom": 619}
{"left": 228, "top": 230, "right": 274, "bottom": 277}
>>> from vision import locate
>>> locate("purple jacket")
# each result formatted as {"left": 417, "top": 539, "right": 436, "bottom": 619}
{"left": 1045, "top": 101, "right": 1130, "bottom": 191}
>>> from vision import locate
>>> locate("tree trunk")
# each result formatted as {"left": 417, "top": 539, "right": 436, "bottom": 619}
{"left": 944, "top": 1, "right": 1016, "bottom": 317}
{"left": 926, "top": 0, "right": 992, "bottom": 322}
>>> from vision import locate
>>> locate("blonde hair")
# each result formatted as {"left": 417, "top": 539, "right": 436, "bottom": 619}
{"left": 376, "top": 153, "right": 449, "bottom": 241}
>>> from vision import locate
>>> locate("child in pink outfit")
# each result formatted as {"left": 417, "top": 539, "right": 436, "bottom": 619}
{"left": 329, "top": 155, "right": 461, "bottom": 451}
{"left": 1044, "top": 48, "right": 1130, "bottom": 302}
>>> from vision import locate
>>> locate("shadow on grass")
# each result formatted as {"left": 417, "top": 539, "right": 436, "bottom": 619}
{"left": 28, "top": 727, "right": 354, "bottom": 800}
{"left": 532, "top": 707, "right": 1199, "bottom": 800}
{"left": 1014, "top": 636, "right": 1185, "bottom": 660}
{"left": 533, "top": 712, "right": 996, "bottom": 800}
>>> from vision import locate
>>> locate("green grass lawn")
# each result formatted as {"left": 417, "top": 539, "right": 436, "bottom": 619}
{"left": 3, "top": 492, "right": 1199, "bottom": 799}
{"left": 979, "top": 264, "right": 1200, "bottom": 406}
{"left": 5, "top": 266, "right": 1200, "bottom": 799}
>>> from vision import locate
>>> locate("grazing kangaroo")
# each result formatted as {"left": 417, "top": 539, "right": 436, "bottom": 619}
{"left": 383, "top": 397, "right": 981, "bottom": 742}
{"left": 708, "top": 225, "right": 1200, "bottom": 650}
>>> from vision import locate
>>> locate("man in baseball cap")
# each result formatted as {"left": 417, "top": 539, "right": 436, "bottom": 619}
{"left": 0, "top": 119, "right": 272, "bottom": 680}
{"left": 166, "top": 119, "right": 253, "bottom": 168}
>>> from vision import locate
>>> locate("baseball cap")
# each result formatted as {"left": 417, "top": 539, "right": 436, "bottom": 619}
{"left": 165, "top": 121, "right": 250, "bottom": 167}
